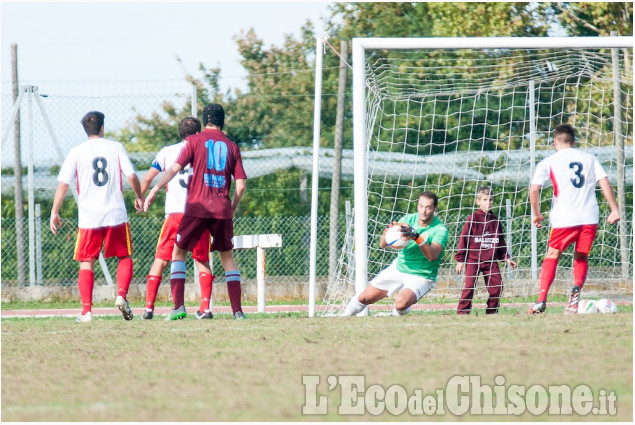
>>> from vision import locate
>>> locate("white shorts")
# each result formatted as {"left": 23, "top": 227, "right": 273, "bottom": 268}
{"left": 370, "top": 260, "right": 435, "bottom": 300}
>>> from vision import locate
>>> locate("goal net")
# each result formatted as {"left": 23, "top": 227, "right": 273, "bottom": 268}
{"left": 321, "top": 37, "right": 633, "bottom": 315}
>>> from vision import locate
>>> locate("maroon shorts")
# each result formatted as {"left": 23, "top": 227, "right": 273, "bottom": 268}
{"left": 74, "top": 223, "right": 132, "bottom": 261}
{"left": 548, "top": 224, "right": 598, "bottom": 255}
{"left": 175, "top": 215, "right": 234, "bottom": 252}
{"left": 155, "top": 213, "right": 210, "bottom": 262}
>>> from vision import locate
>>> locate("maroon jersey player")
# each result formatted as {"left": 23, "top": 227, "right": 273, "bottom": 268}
{"left": 454, "top": 186, "right": 517, "bottom": 314}
{"left": 144, "top": 103, "right": 248, "bottom": 320}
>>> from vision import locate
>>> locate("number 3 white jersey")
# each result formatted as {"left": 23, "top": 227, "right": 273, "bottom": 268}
{"left": 57, "top": 138, "right": 136, "bottom": 229}
{"left": 151, "top": 141, "right": 191, "bottom": 216}
{"left": 531, "top": 147, "right": 607, "bottom": 228}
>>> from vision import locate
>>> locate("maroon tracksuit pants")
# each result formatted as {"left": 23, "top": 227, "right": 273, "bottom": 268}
{"left": 457, "top": 261, "right": 503, "bottom": 314}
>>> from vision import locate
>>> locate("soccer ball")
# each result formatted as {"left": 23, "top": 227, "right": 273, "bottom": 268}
{"left": 595, "top": 298, "right": 618, "bottom": 314}
{"left": 577, "top": 299, "right": 597, "bottom": 314}
{"left": 384, "top": 225, "right": 409, "bottom": 250}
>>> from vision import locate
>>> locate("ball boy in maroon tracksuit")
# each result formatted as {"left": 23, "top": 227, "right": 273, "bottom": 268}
{"left": 454, "top": 186, "right": 517, "bottom": 314}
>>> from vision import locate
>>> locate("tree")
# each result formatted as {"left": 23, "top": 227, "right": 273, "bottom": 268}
{"left": 555, "top": 2, "right": 633, "bottom": 36}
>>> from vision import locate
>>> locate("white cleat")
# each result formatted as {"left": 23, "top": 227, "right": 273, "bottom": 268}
{"left": 76, "top": 311, "right": 93, "bottom": 323}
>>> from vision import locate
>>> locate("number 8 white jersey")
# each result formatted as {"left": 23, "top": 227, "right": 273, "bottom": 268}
{"left": 151, "top": 141, "right": 191, "bottom": 216}
{"left": 531, "top": 147, "right": 608, "bottom": 228}
{"left": 57, "top": 138, "right": 136, "bottom": 229}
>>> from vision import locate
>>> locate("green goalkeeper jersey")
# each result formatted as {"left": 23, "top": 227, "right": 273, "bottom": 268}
{"left": 395, "top": 213, "right": 449, "bottom": 281}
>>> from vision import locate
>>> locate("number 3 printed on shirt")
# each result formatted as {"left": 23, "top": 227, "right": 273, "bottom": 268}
{"left": 569, "top": 161, "right": 585, "bottom": 188}
{"left": 205, "top": 139, "right": 228, "bottom": 172}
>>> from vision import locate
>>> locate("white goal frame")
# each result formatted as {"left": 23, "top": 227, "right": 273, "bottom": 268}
{"left": 351, "top": 36, "right": 633, "bottom": 307}
{"left": 309, "top": 36, "right": 633, "bottom": 316}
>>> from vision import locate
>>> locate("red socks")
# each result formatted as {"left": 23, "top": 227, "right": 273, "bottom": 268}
{"left": 199, "top": 273, "right": 214, "bottom": 312}
{"left": 573, "top": 255, "right": 589, "bottom": 289}
{"left": 537, "top": 258, "right": 558, "bottom": 303}
{"left": 145, "top": 275, "right": 162, "bottom": 311}
{"left": 116, "top": 257, "right": 133, "bottom": 298}
{"left": 78, "top": 269, "right": 94, "bottom": 314}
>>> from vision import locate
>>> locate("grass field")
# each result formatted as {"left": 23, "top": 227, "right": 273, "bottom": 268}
{"left": 2, "top": 307, "right": 633, "bottom": 421}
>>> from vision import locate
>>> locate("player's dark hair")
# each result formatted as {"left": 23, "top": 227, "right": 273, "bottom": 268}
{"left": 554, "top": 123, "right": 576, "bottom": 144}
{"left": 81, "top": 111, "right": 105, "bottom": 136}
{"left": 419, "top": 191, "right": 438, "bottom": 207}
{"left": 476, "top": 185, "right": 494, "bottom": 198}
{"left": 178, "top": 116, "right": 201, "bottom": 140}
{"left": 202, "top": 103, "right": 225, "bottom": 130}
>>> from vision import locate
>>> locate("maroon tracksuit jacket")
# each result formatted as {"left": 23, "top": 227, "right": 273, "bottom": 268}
{"left": 454, "top": 209, "right": 510, "bottom": 314}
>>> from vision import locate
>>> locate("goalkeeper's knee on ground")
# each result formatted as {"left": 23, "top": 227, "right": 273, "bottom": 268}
{"left": 392, "top": 306, "right": 411, "bottom": 316}
{"left": 341, "top": 297, "right": 366, "bottom": 317}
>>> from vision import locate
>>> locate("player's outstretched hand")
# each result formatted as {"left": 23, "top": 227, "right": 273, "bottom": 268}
{"left": 134, "top": 197, "right": 145, "bottom": 213}
{"left": 455, "top": 262, "right": 465, "bottom": 274}
{"left": 532, "top": 212, "right": 545, "bottom": 228}
{"left": 383, "top": 221, "right": 399, "bottom": 234}
{"left": 50, "top": 213, "right": 62, "bottom": 235}
{"left": 144, "top": 190, "right": 157, "bottom": 213}
{"left": 607, "top": 210, "right": 620, "bottom": 225}
{"left": 506, "top": 258, "right": 518, "bottom": 269}
{"left": 400, "top": 225, "right": 426, "bottom": 246}
{"left": 400, "top": 224, "right": 419, "bottom": 239}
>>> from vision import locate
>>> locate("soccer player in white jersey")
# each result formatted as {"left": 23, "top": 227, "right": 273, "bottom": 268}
{"left": 529, "top": 124, "right": 620, "bottom": 314}
{"left": 50, "top": 111, "right": 144, "bottom": 322}
{"left": 140, "top": 117, "right": 214, "bottom": 321}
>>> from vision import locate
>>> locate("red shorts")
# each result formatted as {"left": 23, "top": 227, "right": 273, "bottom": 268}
{"left": 74, "top": 222, "right": 132, "bottom": 261}
{"left": 176, "top": 215, "right": 234, "bottom": 253}
{"left": 548, "top": 224, "right": 598, "bottom": 255}
{"left": 155, "top": 213, "right": 210, "bottom": 262}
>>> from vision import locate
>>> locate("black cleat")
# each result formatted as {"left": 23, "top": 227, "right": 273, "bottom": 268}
{"left": 115, "top": 296, "right": 134, "bottom": 321}
{"left": 529, "top": 301, "right": 546, "bottom": 314}
{"left": 141, "top": 310, "right": 153, "bottom": 320}
{"left": 196, "top": 310, "right": 213, "bottom": 319}
{"left": 233, "top": 311, "right": 247, "bottom": 320}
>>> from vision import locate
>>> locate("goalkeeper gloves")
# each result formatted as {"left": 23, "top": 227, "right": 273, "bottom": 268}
{"left": 383, "top": 221, "right": 400, "bottom": 235}
{"left": 400, "top": 225, "right": 427, "bottom": 246}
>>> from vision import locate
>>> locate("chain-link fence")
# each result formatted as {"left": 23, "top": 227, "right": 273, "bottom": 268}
{"left": 0, "top": 214, "right": 341, "bottom": 287}
{"left": 1, "top": 80, "right": 354, "bottom": 296}
{"left": 1, "top": 76, "right": 632, "bottom": 303}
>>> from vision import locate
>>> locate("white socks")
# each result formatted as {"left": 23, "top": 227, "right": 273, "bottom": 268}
{"left": 341, "top": 297, "right": 366, "bottom": 317}
{"left": 391, "top": 306, "right": 411, "bottom": 316}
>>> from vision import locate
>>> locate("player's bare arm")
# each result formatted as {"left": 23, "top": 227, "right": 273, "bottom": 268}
{"left": 140, "top": 168, "right": 160, "bottom": 195}
{"left": 231, "top": 178, "right": 246, "bottom": 216}
{"left": 128, "top": 174, "right": 145, "bottom": 213}
{"left": 144, "top": 162, "right": 182, "bottom": 212}
{"left": 529, "top": 184, "right": 544, "bottom": 228}
{"left": 598, "top": 177, "right": 620, "bottom": 224}
{"left": 50, "top": 182, "right": 69, "bottom": 235}
{"left": 420, "top": 241, "right": 443, "bottom": 262}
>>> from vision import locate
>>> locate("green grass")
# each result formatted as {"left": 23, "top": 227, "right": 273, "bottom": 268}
{"left": 0, "top": 294, "right": 586, "bottom": 311}
{"left": 2, "top": 311, "right": 632, "bottom": 421}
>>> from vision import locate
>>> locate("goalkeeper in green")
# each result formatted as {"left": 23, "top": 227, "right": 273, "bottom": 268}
{"left": 341, "top": 191, "right": 449, "bottom": 316}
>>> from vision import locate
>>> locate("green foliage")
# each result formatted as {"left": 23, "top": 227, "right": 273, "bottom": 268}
{"left": 1, "top": 166, "right": 27, "bottom": 176}
{"left": 101, "top": 2, "right": 632, "bottom": 221}
{"left": 555, "top": 2, "right": 633, "bottom": 36}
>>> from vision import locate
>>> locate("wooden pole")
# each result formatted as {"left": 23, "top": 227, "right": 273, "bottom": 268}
{"left": 328, "top": 40, "right": 348, "bottom": 280}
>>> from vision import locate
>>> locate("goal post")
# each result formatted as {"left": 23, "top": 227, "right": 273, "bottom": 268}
{"left": 316, "top": 35, "right": 633, "bottom": 316}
